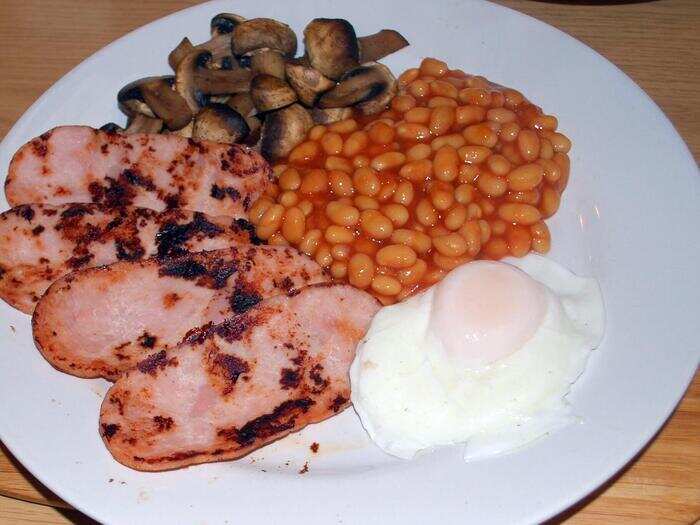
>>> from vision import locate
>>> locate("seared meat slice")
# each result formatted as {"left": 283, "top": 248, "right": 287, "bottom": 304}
{"left": 0, "top": 203, "right": 259, "bottom": 313}
{"left": 99, "top": 284, "right": 380, "bottom": 471}
{"left": 33, "top": 246, "right": 328, "bottom": 380}
{"left": 5, "top": 126, "right": 271, "bottom": 217}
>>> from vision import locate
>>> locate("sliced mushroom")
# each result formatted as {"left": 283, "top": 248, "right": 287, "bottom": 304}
{"left": 139, "top": 77, "right": 193, "bottom": 130}
{"left": 197, "top": 34, "right": 236, "bottom": 69}
{"left": 226, "top": 92, "right": 256, "bottom": 118}
{"left": 209, "top": 95, "right": 230, "bottom": 104}
{"left": 250, "top": 74, "right": 297, "bottom": 112}
{"left": 117, "top": 78, "right": 158, "bottom": 118}
{"left": 355, "top": 62, "right": 397, "bottom": 115}
{"left": 194, "top": 68, "right": 252, "bottom": 95}
{"left": 261, "top": 103, "right": 313, "bottom": 161}
{"left": 358, "top": 29, "right": 409, "bottom": 63}
{"left": 124, "top": 114, "right": 164, "bottom": 135}
{"left": 176, "top": 50, "right": 211, "bottom": 113}
{"left": 310, "top": 107, "right": 354, "bottom": 125}
{"left": 249, "top": 48, "right": 286, "bottom": 79}
{"left": 192, "top": 103, "right": 249, "bottom": 144}
{"left": 304, "top": 18, "right": 360, "bottom": 80}
{"left": 227, "top": 93, "right": 262, "bottom": 144}
{"left": 223, "top": 57, "right": 240, "bottom": 70}
{"left": 231, "top": 18, "right": 297, "bottom": 57}
{"left": 242, "top": 120, "right": 262, "bottom": 146}
{"left": 168, "top": 37, "right": 195, "bottom": 71}
{"left": 286, "top": 55, "right": 311, "bottom": 68}
{"left": 317, "top": 63, "right": 388, "bottom": 108}
{"left": 100, "top": 122, "right": 124, "bottom": 133}
{"left": 167, "top": 120, "right": 194, "bottom": 138}
{"left": 210, "top": 13, "right": 246, "bottom": 36}
{"left": 285, "top": 63, "right": 335, "bottom": 107}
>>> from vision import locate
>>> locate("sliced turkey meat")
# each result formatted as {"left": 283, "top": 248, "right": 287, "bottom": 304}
{"left": 0, "top": 203, "right": 258, "bottom": 313}
{"left": 100, "top": 283, "right": 380, "bottom": 471}
{"left": 5, "top": 126, "right": 272, "bottom": 217}
{"left": 33, "top": 246, "right": 328, "bottom": 380}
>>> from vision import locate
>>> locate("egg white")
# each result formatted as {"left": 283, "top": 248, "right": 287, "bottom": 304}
{"left": 350, "top": 254, "right": 605, "bottom": 461}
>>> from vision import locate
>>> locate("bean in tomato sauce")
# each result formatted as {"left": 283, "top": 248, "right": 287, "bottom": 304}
{"left": 248, "top": 58, "right": 571, "bottom": 304}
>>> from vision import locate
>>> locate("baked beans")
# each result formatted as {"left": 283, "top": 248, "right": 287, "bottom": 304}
{"left": 249, "top": 58, "right": 571, "bottom": 302}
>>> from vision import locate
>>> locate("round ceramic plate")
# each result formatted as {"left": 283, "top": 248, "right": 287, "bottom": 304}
{"left": 0, "top": 1, "right": 697, "bottom": 523}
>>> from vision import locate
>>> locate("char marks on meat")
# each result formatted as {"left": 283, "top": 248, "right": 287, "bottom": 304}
{"left": 33, "top": 246, "right": 329, "bottom": 380}
{"left": 6, "top": 126, "right": 272, "bottom": 218}
{"left": 99, "top": 284, "right": 380, "bottom": 471}
{"left": 0, "top": 204, "right": 256, "bottom": 313}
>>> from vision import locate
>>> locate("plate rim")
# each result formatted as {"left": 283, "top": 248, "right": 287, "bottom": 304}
{"left": 0, "top": 1, "right": 697, "bottom": 523}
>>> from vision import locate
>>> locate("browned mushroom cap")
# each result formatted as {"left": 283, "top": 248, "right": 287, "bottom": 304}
{"left": 117, "top": 78, "right": 158, "bottom": 118}
{"left": 227, "top": 92, "right": 256, "bottom": 118}
{"left": 192, "top": 103, "right": 249, "bottom": 144}
{"left": 168, "top": 37, "right": 195, "bottom": 71}
{"left": 310, "top": 107, "right": 354, "bottom": 125}
{"left": 304, "top": 18, "right": 360, "bottom": 80}
{"left": 124, "top": 114, "right": 164, "bottom": 135}
{"left": 211, "top": 13, "right": 246, "bottom": 36}
{"left": 227, "top": 93, "right": 262, "bottom": 143}
{"left": 285, "top": 63, "right": 335, "bottom": 107}
{"left": 176, "top": 50, "right": 211, "bottom": 113}
{"left": 317, "top": 62, "right": 391, "bottom": 109}
{"left": 197, "top": 34, "right": 237, "bottom": 69}
{"left": 260, "top": 103, "right": 313, "bottom": 161}
{"left": 231, "top": 18, "right": 297, "bottom": 57}
{"left": 249, "top": 48, "right": 286, "bottom": 79}
{"left": 169, "top": 121, "right": 194, "bottom": 138}
{"left": 136, "top": 76, "right": 192, "bottom": 131}
{"left": 358, "top": 29, "right": 409, "bottom": 62}
{"left": 250, "top": 74, "right": 298, "bottom": 112}
{"left": 355, "top": 62, "right": 397, "bottom": 115}
{"left": 194, "top": 68, "right": 252, "bottom": 95}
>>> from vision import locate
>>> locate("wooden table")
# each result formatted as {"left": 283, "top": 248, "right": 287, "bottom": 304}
{"left": 0, "top": 1, "right": 698, "bottom": 523}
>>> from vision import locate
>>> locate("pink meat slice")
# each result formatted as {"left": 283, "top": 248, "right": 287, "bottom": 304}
{"left": 4, "top": 126, "right": 272, "bottom": 217}
{"left": 0, "top": 203, "right": 258, "bottom": 313}
{"left": 99, "top": 283, "right": 380, "bottom": 471}
{"left": 33, "top": 246, "right": 329, "bottom": 380}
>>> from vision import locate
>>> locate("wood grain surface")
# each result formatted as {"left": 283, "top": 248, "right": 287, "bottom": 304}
{"left": 0, "top": 0, "right": 698, "bottom": 523}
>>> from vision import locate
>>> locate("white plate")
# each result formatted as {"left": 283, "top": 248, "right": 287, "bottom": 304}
{"left": 0, "top": 1, "right": 698, "bottom": 523}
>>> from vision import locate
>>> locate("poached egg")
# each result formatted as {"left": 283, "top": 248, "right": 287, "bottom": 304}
{"left": 350, "top": 255, "right": 605, "bottom": 460}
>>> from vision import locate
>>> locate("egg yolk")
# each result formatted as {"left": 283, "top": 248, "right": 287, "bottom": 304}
{"left": 431, "top": 261, "right": 548, "bottom": 367}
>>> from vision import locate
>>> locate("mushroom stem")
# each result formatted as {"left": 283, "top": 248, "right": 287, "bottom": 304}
{"left": 249, "top": 48, "right": 287, "bottom": 79}
{"left": 140, "top": 77, "right": 193, "bottom": 130}
{"left": 358, "top": 29, "right": 409, "bottom": 62}
{"left": 168, "top": 37, "right": 195, "bottom": 71}
{"left": 194, "top": 68, "right": 252, "bottom": 95}
{"left": 226, "top": 92, "right": 262, "bottom": 139}
{"left": 176, "top": 50, "right": 212, "bottom": 113}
